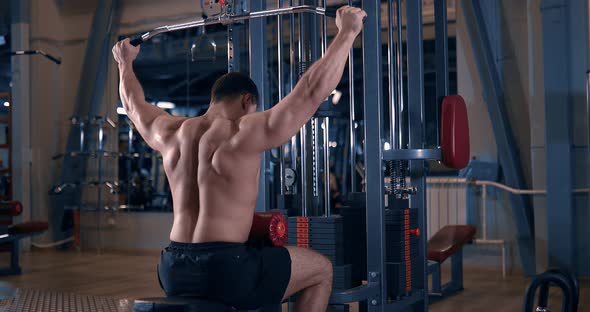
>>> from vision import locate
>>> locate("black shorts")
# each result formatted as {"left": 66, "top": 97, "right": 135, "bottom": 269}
{"left": 157, "top": 241, "right": 292, "bottom": 310}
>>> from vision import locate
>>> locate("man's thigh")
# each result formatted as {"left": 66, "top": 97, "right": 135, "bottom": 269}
{"left": 282, "top": 246, "right": 333, "bottom": 301}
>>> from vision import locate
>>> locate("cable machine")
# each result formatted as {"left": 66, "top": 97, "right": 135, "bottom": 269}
{"left": 130, "top": 1, "right": 470, "bottom": 311}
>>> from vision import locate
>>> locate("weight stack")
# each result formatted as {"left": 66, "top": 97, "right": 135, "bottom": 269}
{"left": 288, "top": 216, "right": 345, "bottom": 265}
{"left": 333, "top": 264, "right": 353, "bottom": 291}
{"left": 385, "top": 208, "right": 424, "bottom": 297}
{"left": 327, "top": 304, "right": 350, "bottom": 312}
{"left": 340, "top": 205, "right": 367, "bottom": 286}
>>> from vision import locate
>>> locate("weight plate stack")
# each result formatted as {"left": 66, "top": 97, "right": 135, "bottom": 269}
{"left": 333, "top": 264, "right": 353, "bottom": 291}
{"left": 385, "top": 209, "right": 424, "bottom": 296}
{"left": 288, "top": 216, "right": 346, "bottom": 265}
{"left": 387, "top": 260, "right": 424, "bottom": 298}
{"left": 327, "top": 304, "right": 350, "bottom": 312}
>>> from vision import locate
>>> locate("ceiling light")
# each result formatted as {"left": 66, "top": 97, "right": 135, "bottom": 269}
{"left": 156, "top": 101, "right": 176, "bottom": 109}
{"left": 117, "top": 107, "right": 127, "bottom": 115}
{"left": 3, "top": 102, "right": 9, "bottom": 107}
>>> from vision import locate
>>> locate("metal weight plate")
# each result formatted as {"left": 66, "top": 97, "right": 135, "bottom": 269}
{"left": 284, "top": 168, "right": 296, "bottom": 187}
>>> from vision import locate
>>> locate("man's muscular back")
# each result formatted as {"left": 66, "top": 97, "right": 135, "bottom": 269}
{"left": 163, "top": 116, "right": 261, "bottom": 244}
{"left": 113, "top": 6, "right": 365, "bottom": 246}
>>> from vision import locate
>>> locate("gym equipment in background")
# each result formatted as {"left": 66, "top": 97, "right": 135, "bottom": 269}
{"left": 0, "top": 201, "right": 48, "bottom": 275}
{"left": 3, "top": 50, "right": 62, "bottom": 65}
{"left": 249, "top": 211, "right": 288, "bottom": 247}
{"left": 427, "top": 225, "right": 476, "bottom": 300}
{"left": 523, "top": 268, "right": 579, "bottom": 312}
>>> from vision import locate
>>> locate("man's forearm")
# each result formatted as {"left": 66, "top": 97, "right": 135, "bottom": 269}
{"left": 303, "top": 31, "right": 357, "bottom": 104}
{"left": 118, "top": 63, "right": 147, "bottom": 116}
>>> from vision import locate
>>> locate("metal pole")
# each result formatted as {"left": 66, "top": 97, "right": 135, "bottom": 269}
{"left": 301, "top": 123, "right": 309, "bottom": 217}
{"left": 299, "top": 5, "right": 309, "bottom": 216}
{"left": 313, "top": 118, "right": 320, "bottom": 215}
{"left": 387, "top": 0, "right": 398, "bottom": 149}
{"left": 127, "top": 124, "right": 133, "bottom": 208}
{"left": 362, "top": 0, "right": 387, "bottom": 309}
{"left": 289, "top": 0, "right": 299, "bottom": 182}
{"left": 250, "top": 1, "right": 270, "bottom": 212}
{"left": 278, "top": 0, "right": 286, "bottom": 196}
{"left": 228, "top": 24, "right": 235, "bottom": 72}
{"left": 348, "top": 0, "right": 357, "bottom": 193}
{"left": 406, "top": 0, "right": 428, "bottom": 309}
{"left": 434, "top": 0, "right": 449, "bottom": 147}
{"left": 482, "top": 185, "right": 487, "bottom": 241}
{"left": 321, "top": 0, "right": 327, "bottom": 57}
{"left": 324, "top": 117, "right": 331, "bottom": 217}
{"left": 396, "top": 0, "right": 405, "bottom": 149}
{"left": 135, "top": 5, "right": 333, "bottom": 44}
{"left": 95, "top": 119, "right": 104, "bottom": 253}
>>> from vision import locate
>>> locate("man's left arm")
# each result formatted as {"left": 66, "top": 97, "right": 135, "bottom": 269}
{"left": 114, "top": 39, "right": 184, "bottom": 151}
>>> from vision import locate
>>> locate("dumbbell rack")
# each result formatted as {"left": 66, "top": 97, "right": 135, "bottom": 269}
{"left": 51, "top": 115, "right": 119, "bottom": 251}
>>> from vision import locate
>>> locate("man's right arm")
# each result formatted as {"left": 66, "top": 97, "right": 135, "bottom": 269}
{"left": 234, "top": 6, "right": 365, "bottom": 153}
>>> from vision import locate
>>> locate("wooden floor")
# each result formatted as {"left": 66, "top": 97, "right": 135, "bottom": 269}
{"left": 1, "top": 250, "right": 589, "bottom": 311}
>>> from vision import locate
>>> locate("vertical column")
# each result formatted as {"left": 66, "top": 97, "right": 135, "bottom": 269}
{"left": 277, "top": 0, "right": 286, "bottom": 196}
{"left": 434, "top": 0, "right": 449, "bottom": 147}
{"left": 249, "top": 1, "right": 270, "bottom": 212}
{"left": 541, "top": 0, "right": 574, "bottom": 272}
{"left": 348, "top": 0, "right": 357, "bottom": 193}
{"left": 361, "top": 0, "right": 387, "bottom": 310}
{"left": 406, "top": 0, "right": 428, "bottom": 309}
{"left": 10, "top": 0, "right": 32, "bottom": 224}
{"left": 298, "top": 0, "right": 317, "bottom": 216}
{"left": 323, "top": 117, "right": 330, "bottom": 217}
{"left": 289, "top": 0, "right": 299, "bottom": 195}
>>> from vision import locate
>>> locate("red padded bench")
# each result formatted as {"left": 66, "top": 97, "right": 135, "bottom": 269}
{"left": 0, "top": 201, "right": 49, "bottom": 275}
{"left": 427, "top": 225, "right": 476, "bottom": 299}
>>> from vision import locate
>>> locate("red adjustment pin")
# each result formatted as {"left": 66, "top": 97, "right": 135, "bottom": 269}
{"left": 409, "top": 228, "right": 420, "bottom": 236}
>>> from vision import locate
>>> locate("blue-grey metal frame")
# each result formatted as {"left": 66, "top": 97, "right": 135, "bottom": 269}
{"left": 540, "top": 0, "right": 575, "bottom": 272}
{"left": 361, "top": 0, "right": 388, "bottom": 309}
{"left": 328, "top": 0, "right": 432, "bottom": 309}
{"left": 434, "top": 0, "right": 449, "bottom": 147}
{"left": 250, "top": 1, "right": 271, "bottom": 213}
{"left": 461, "top": 0, "right": 536, "bottom": 275}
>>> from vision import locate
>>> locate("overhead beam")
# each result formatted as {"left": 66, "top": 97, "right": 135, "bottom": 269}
{"left": 461, "top": 0, "right": 536, "bottom": 275}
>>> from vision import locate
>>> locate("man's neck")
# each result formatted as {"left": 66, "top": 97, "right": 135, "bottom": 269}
{"left": 205, "top": 102, "right": 244, "bottom": 120}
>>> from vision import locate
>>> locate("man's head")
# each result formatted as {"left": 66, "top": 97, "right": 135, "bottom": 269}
{"left": 211, "top": 72, "right": 259, "bottom": 114}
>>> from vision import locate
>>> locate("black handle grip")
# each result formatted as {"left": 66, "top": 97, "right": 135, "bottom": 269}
{"left": 130, "top": 37, "right": 143, "bottom": 47}
{"left": 45, "top": 54, "right": 62, "bottom": 65}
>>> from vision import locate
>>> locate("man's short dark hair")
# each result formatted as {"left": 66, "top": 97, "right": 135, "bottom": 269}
{"left": 211, "top": 72, "right": 259, "bottom": 105}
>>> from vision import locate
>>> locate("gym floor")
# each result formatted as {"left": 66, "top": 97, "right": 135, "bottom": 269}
{"left": 2, "top": 250, "right": 588, "bottom": 311}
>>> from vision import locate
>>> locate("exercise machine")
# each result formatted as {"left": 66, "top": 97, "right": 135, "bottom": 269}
{"left": 130, "top": 1, "right": 471, "bottom": 311}
{"left": 523, "top": 269, "right": 579, "bottom": 312}
{"left": 0, "top": 201, "right": 48, "bottom": 275}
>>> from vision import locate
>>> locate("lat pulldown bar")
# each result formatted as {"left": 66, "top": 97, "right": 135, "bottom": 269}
{"left": 130, "top": 5, "right": 338, "bottom": 46}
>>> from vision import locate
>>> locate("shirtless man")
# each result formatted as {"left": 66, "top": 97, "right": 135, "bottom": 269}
{"left": 112, "top": 6, "right": 366, "bottom": 312}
